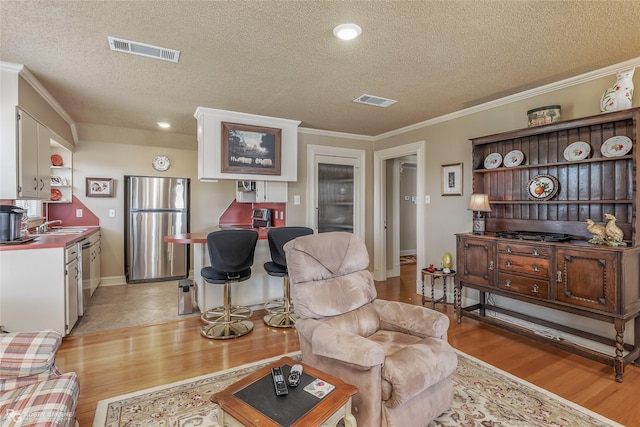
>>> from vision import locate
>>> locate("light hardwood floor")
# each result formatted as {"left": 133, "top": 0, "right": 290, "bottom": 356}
{"left": 58, "top": 264, "right": 639, "bottom": 426}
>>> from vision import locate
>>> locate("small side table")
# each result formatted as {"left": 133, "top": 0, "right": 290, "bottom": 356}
{"left": 421, "top": 269, "right": 457, "bottom": 310}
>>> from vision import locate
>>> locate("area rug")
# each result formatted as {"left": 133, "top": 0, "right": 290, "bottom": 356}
{"left": 399, "top": 254, "right": 416, "bottom": 265}
{"left": 93, "top": 350, "right": 623, "bottom": 427}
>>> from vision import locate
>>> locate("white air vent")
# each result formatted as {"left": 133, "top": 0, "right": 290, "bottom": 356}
{"left": 353, "top": 94, "right": 397, "bottom": 108}
{"left": 108, "top": 36, "right": 180, "bottom": 63}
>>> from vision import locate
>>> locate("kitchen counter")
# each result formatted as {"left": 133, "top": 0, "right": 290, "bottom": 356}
{"left": 0, "top": 227, "right": 100, "bottom": 251}
{"left": 164, "top": 226, "right": 283, "bottom": 314}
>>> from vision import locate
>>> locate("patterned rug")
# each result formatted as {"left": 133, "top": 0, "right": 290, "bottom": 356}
{"left": 93, "top": 350, "right": 622, "bottom": 427}
{"left": 400, "top": 254, "right": 416, "bottom": 265}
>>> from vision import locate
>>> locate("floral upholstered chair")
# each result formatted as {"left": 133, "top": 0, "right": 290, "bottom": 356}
{"left": 0, "top": 330, "right": 79, "bottom": 426}
{"left": 284, "top": 232, "right": 457, "bottom": 427}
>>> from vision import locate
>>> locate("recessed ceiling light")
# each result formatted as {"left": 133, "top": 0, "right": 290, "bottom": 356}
{"left": 157, "top": 122, "right": 171, "bottom": 129}
{"left": 333, "top": 23, "right": 362, "bottom": 40}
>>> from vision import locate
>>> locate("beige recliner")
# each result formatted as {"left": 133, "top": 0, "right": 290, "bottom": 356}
{"left": 284, "top": 232, "right": 457, "bottom": 427}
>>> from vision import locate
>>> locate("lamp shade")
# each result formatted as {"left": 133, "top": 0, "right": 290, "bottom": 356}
{"left": 468, "top": 193, "right": 491, "bottom": 212}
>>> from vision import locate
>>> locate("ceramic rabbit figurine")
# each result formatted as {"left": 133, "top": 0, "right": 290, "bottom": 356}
{"left": 600, "top": 68, "right": 634, "bottom": 112}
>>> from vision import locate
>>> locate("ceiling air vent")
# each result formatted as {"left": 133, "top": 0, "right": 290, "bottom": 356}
{"left": 108, "top": 36, "right": 180, "bottom": 63}
{"left": 353, "top": 94, "right": 397, "bottom": 108}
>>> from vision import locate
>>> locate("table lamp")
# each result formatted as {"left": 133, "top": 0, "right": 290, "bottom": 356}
{"left": 468, "top": 193, "right": 491, "bottom": 234}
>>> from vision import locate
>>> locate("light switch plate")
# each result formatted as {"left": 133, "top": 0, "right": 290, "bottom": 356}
{"left": 76, "top": 209, "right": 83, "bottom": 217}
{"left": 425, "top": 195, "right": 431, "bottom": 204}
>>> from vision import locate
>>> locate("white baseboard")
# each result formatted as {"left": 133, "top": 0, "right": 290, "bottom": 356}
{"left": 400, "top": 249, "right": 416, "bottom": 256}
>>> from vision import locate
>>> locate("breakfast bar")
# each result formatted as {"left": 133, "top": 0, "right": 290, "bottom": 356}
{"left": 164, "top": 227, "right": 283, "bottom": 315}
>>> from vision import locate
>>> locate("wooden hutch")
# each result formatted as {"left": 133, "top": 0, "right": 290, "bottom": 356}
{"left": 456, "top": 107, "right": 640, "bottom": 381}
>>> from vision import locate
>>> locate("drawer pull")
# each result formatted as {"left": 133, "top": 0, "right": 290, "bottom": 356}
{"left": 489, "top": 261, "right": 494, "bottom": 271}
{"left": 506, "top": 260, "right": 512, "bottom": 268}
{"left": 504, "top": 280, "right": 512, "bottom": 288}
{"left": 533, "top": 264, "right": 539, "bottom": 272}
{"left": 557, "top": 271, "right": 563, "bottom": 282}
{"left": 532, "top": 284, "right": 539, "bottom": 293}
{"left": 506, "top": 246, "right": 512, "bottom": 253}
{"left": 533, "top": 248, "right": 539, "bottom": 256}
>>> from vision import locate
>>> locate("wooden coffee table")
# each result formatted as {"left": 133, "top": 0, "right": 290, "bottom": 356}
{"left": 211, "top": 356, "right": 358, "bottom": 426}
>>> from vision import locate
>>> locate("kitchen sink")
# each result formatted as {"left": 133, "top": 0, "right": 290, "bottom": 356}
{"left": 45, "top": 227, "right": 89, "bottom": 234}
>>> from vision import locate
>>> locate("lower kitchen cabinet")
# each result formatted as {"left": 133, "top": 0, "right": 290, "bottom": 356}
{"left": 0, "top": 232, "right": 100, "bottom": 336}
{"left": 456, "top": 233, "right": 640, "bottom": 382}
{"left": 0, "top": 247, "right": 72, "bottom": 335}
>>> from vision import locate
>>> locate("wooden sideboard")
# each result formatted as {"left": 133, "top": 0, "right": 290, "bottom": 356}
{"left": 457, "top": 108, "right": 640, "bottom": 381}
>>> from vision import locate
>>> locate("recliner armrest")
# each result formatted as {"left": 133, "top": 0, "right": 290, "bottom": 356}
{"left": 372, "top": 299, "right": 450, "bottom": 338}
{"left": 299, "top": 320, "right": 385, "bottom": 368}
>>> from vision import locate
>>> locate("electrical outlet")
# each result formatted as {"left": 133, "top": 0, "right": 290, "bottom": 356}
{"left": 109, "top": 209, "right": 116, "bottom": 218}
{"left": 76, "top": 208, "right": 83, "bottom": 217}
{"left": 294, "top": 195, "right": 300, "bottom": 205}
{"left": 425, "top": 195, "right": 431, "bottom": 204}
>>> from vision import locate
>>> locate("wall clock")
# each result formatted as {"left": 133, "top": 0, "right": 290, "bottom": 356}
{"left": 152, "top": 155, "right": 170, "bottom": 171}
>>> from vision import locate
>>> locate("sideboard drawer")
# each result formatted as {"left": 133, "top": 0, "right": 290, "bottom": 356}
{"left": 497, "top": 273, "right": 549, "bottom": 299}
{"left": 497, "top": 242, "right": 550, "bottom": 258}
{"left": 497, "top": 253, "right": 550, "bottom": 277}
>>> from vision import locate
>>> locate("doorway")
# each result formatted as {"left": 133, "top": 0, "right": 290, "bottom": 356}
{"left": 306, "top": 145, "right": 365, "bottom": 239}
{"left": 386, "top": 156, "right": 417, "bottom": 278}
{"left": 373, "top": 141, "right": 426, "bottom": 290}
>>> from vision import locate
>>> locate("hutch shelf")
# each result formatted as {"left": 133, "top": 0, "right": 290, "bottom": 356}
{"left": 457, "top": 107, "right": 640, "bottom": 382}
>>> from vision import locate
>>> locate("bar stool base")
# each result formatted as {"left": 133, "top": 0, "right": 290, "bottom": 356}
{"left": 200, "top": 320, "right": 254, "bottom": 339}
{"left": 264, "top": 311, "right": 296, "bottom": 328}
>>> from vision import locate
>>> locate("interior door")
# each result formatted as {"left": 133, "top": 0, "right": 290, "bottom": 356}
{"left": 307, "top": 145, "right": 365, "bottom": 239}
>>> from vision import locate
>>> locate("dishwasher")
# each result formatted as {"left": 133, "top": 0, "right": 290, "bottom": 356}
{"left": 79, "top": 232, "right": 100, "bottom": 314}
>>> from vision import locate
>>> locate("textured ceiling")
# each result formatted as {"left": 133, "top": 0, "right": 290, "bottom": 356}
{"left": 1, "top": 1, "right": 639, "bottom": 139}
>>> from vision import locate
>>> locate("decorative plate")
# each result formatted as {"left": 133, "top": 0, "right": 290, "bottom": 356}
{"left": 563, "top": 141, "right": 591, "bottom": 161}
{"left": 152, "top": 155, "right": 171, "bottom": 171}
{"left": 50, "top": 188, "right": 62, "bottom": 201}
{"left": 527, "top": 174, "right": 559, "bottom": 201}
{"left": 504, "top": 150, "right": 525, "bottom": 167}
{"left": 601, "top": 136, "right": 632, "bottom": 157}
{"left": 51, "top": 154, "right": 63, "bottom": 166}
{"left": 484, "top": 152, "right": 502, "bottom": 169}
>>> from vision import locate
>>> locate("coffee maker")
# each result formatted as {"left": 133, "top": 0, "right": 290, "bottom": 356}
{"left": 0, "top": 205, "right": 25, "bottom": 242}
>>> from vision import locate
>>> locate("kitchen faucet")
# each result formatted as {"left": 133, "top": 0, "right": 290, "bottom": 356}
{"left": 37, "top": 220, "right": 62, "bottom": 233}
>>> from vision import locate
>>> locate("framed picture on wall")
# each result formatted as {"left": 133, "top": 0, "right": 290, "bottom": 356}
{"left": 86, "top": 177, "right": 114, "bottom": 197}
{"left": 441, "top": 163, "right": 462, "bottom": 196}
{"left": 220, "top": 122, "right": 282, "bottom": 176}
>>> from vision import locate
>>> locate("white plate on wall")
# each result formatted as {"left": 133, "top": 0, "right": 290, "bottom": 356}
{"left": 601, "top": 136, "right": 632, "bottom": 157}
{"left": 563, "top": 141, "right": 591, "bottom": 161}
{"left": 484, "top": 152, "right": 502, "bottom": 169}
{"left": 504, "top": 150, "right": 524, "bottom": 167}
{"left": 527, "top": 174, "right": 559, "bottom": 201}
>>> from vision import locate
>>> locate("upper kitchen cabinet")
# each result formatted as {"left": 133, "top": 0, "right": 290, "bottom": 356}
{"left": 195, "top": 107, "right": 301, "bottom": 182}
{"left": 16, "top": 109, "right": 51, "bottom": 199}
{"left": 0, "top": 63, "right": 75, "bottom": 200}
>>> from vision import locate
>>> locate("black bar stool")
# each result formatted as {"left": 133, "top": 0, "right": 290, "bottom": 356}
{"left": 200, "top": 229, "right": 259, "bottom": 339}
{"left": 263, "top": 227, "right": 313, "bottom": 327}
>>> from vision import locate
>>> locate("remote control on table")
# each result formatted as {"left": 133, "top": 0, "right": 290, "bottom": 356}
{"left": 287, "top": 364, "right": 303, "bottom": 387}
{"left": 271, "top": 366, "right": 288, "bottom": 396}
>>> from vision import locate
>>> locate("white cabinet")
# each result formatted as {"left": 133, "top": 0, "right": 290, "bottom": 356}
{"left": 0, "top": 247, "right": 68, "bottom": 334}
{"left": 256, "top": 181, "right": 287, "bottom": 203}
{"left": 90, "top": 234, "right": 101, "bottom": 296}
{"left": 17, "top": 109, "right": 51, "bottom": 200}
{"left": 236, "top": 180, "right": 288, "bottom": 203}
{"left": 0, "top": 232, "right": 101, "bottom": 335}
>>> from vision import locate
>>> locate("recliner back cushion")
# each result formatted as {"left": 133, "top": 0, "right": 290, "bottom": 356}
{"left": 285, "top": 232, "right": 377, "bottom": 320}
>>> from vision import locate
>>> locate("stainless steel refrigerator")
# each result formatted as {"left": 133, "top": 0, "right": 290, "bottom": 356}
{"left": 124, "top": 175, "right": 190, "bottom": 283}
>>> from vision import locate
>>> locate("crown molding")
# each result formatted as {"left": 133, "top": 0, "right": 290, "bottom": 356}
{"left": 1, "top": 61, "right": 78, "bottom": 144}
{"left": 298, "top": 126, "right": 375, "bottom": 142}
{"left": 375, "top": 57, "right": 640, "bottom": 141}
